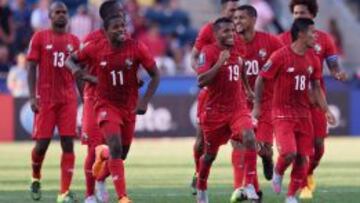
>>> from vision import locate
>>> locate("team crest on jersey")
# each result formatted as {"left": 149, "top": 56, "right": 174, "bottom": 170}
{"left": 262, "top": 60, "right": 272, "bottom": 72}
{"left": 198, "top": 53, "right": 205, "bottom": 66}
{"left": 307, "top": 66, "right": 314, "bottom": 74}
{"left": 314, "top": 44, "right": 322, "bottom": 54}
{"left": 67, "top": 44, "right": 74, "bottom": 52}
{"left": 45, "top": 44, "right": 53, "bottom": 50}
{"left": 125, "top": 58, "right": 133, "bottom": 69}
{"left": 258, "top": 48, "right": 267, "bottom": 59}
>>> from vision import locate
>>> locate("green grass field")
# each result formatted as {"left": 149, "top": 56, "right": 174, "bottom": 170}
{"left": 0, "top": 137, "right": 359, "bottom": 203}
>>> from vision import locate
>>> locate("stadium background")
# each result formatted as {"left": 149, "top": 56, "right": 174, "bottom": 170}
{"left": 0, "top": 0, "right": 360, "bottom": 141}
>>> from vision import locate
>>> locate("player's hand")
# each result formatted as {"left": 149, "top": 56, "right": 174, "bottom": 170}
{"left": 333, "top": 71, "right": 348, "bottom": 82}
{"left": 135, "top": 100, "right": 148, "bottom": 115}
{"left": 30, "top": 97, "right": 39, "bottom": 113}
{"left": 218, "top": 50, "right": 230, "bottom": 64}
{"left": 326, "top": 109, "right": 336, "bottom": 126}
{"left": 82, "top": 74, "right": 98, "bottom": 84}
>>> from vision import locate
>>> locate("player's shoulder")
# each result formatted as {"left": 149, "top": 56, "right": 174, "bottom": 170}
{"left": 257, "top": 31, "right": 282, "bottom": 43}
{"left": 198, "top": 22, "right": 214, "bottom": 35}
{"left": 315, "top": 29, "right": 334, "bottom": 42}
{"left": 84, "top": 29, "right": 105, "bottom": 43}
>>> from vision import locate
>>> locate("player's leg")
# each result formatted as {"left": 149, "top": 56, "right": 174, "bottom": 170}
{"left": 257, "top": 110, "right": 274, "bottom": 181}
{"left": 191, "top": 126, "right": 204, "bottom": 195}
{"left": 272, "top": 119, "right": 297, "bottom": 194}
{"left": 30, "top": 103, "right": 56, "bottom": 201}
{"left": 57, "top": 101, "right": 77, "bottom": 203}
{"left": 84, "top": 145, "right": 97, "bottom": 203}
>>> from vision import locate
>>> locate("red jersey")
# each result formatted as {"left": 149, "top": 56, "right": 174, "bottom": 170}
{"left": 243, "top": 31, "right": 283, "bottom": 110}
{"left": 197, "top": 43, "right": 248, "bottom": 112}
{"left": 27, "top": 29, "right": 80, "bottom": 103}
{"left": 77, "top": 38, "right": 156, "bottom": 111}
{"left": 81, "top": 29, "right": 107, "bottom": 98}
{"left": 278, "top": 30, "right": 338, "bottom": 90}
{"left": 260, "top": 46, "right": 322, "bottom": 118}
{"left": 194, "top": 22, "right": 216, "bottom": 51}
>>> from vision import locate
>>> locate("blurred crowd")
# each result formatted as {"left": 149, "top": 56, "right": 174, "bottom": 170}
{"left": 0, "top": 0, "right": 356, "bottom": 97}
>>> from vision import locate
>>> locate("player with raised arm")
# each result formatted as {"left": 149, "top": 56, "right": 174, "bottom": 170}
{"left": 253, "top": 18, "right": 336, "bottom": 203}
{"left": 27, "top": 2, "right": 80, "bottom": 202}
{"left": 230, "top": 5, "right": 283, "bottom": 202}
{"left": 195, "top": 17, "right": 258, "bottom": 203}
{"left": 66, "top": 14, "right": 160, "bottom": 203}
{"left": 190, "top": 0, "right": 251, "bottom": 197}
{"left": 278, "top": 0, "right": 347, "bottom": 198}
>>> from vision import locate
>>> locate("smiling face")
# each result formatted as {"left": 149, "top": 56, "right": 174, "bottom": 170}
{"left": 233, "top": 9, "right": 255, "bottom": 34}
{"left": 216, "top": 22, "right": 235, "bottom": 47}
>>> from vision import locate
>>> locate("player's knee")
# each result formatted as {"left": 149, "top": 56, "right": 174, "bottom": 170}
{"left": 294, "top": 154, "right": 307, "bottom": 165}
{"left": 106, "top": 135, "right": 123, "bottom": 159}
{"left": 121, "top": 145, "right": 130, "bottom": 160}
{"left": 242, "top": 130, "right": 256, "bottom": 149}
{"left": 258, "top": 142, "right": 273, "bottom": 158}
{"left": 204, "top": 153, "right": 216, "bottom": 165}
{"left": 35, "top": 139, "right": 51, "bottom": 155}
{"left": 283, "top": 152, "right": 297, "bottom": 163}
{"left": 60, "top": 137, "right": 74, "bottom": 153}
{"left": 314, "top": 138, "right": 324, "bottom": 149}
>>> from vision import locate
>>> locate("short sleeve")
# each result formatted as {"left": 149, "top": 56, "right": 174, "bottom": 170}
{"left": 27, "top": 32, "right": 42, "bottom": 62}
{"left": 194, "top": 24, "right": 213, "bottom": 51}
{"left": 75, "top": 41, "right": 94, "bottom": 63}
{"left": 196, "top": 46, "right": 217, "bottom": 75}
{"left": 324, "top": 34, "right": 338, "bottom": 59}
{"left": 137, "top": 41, "right": 156, "bottom": 71}
{"left": 260, "top": 50, "right": 282, "bottom": 79}
{"left": 270, "top": 35, "right": 284, "bottom": 52}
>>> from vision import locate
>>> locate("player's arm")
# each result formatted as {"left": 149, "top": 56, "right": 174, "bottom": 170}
{"left": 136, "top": 66, "right": 160, "bottom": 115}
{"left": 65, "top": 53, "right": 97, "bottom": 84}
{"left": 311, "top": 80, "right": 336, "bottom": 125}
{"left": 252, "top": 75, "right": 264, "bottom": 119}
{"left": 27, "top": 61, "right": 39, "bottom": 113}
{"left": 190, "top": 48, "right": 200, "bottom": 71}
{"left": 325, "top": 35, "right": 347, "bottom": 81}
{"left": 198, "top": 50, "right": 229, "bottom": 88}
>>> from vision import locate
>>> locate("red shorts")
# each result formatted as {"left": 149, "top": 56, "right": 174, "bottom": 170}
{"left": 256, "top": 109, "right": 273, "bottom": 144}
{"left": 95, "top": 100, "right": 136, "bottom": 146}
{"left": 311, "top": 107, "right": 328, "bottom": 138}
{"left": 33, "top": 100, "right": 77, "bottom": 140}
{"left": 201, "top": 108, "right": 253, "bottom": 154}
{"left": 81, "top": 97, "right": 104, "bottom": 146}
{"left": 273, "top": 118, "right": 314, "bottom": 156}
{"left": 196, "top": 89, "right": 208, "bottom": 124}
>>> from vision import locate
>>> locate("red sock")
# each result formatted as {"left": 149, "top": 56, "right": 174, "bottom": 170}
{"left": 275, "top": 154, "right": 292, "bottom": 176}
{"left": 108, "top": 159, "right": 127, "bottom": 199}
{"left": 288, "top": 159, "right": 308, "bottom": 196}
{"left": 84, "top": 146, "right": 96, "bottom": 197}
{"left": 31, "top": 148, "right": 45, "bottom": 180}
{"left": 308, "top": 145, "right": 324, "bottom": 175}
{"left": 60, "top": 153, "right": 75, "bottom": 193}
{"left": 244, "top": 149, "right": 257, "bottom": 186}
{"left": 97, "top": 161, "right": 110, "bottom": 182}
{"left": 196, "top": 155, "right": 212, "bottom": 190}
{"left": 193, "top": 145, "right": 203, "bottom": 173}
{"left": 253, "top": 168, "right": 260, "bottom": 192}
{"left": 232, "top": 148, "right": 245, "bottom": 189}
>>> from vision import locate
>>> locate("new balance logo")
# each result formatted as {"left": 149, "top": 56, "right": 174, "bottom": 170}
{"left": 287, "top": 67, "right": 295, "bottom": 73}
{"left": 45, "top": 44, "right": 53, "bottom": 50}
{"left": 100, "top": 61, "right": 107, "bottom": 67}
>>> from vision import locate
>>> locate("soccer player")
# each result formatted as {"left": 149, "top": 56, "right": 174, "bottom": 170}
{"left": 230, "top": 5, "right": 283, "bottom": 202}
{"left": 278, "top": 0, "right": 347, "bottom": 198}
{"left": 253, "top": 18, "right": 336, "bottom": 203}
{"left": 27, "top": 2, "right": 80, "bottom": 202}
{"left": 78, "top": 1, "right": 125, "bottom": 202}
{"left": 196, "top": 17, "right": 258, "bottom": 203}
{"left": 190, "top": 0, "right": 248, "bottom": 197}
{"left": 66, "top": 14, "right": 160, "bottom": 203}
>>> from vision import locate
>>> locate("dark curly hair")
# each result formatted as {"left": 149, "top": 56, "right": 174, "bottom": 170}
{"left": 289, "top": 0, "right": 318, "bottom": 17}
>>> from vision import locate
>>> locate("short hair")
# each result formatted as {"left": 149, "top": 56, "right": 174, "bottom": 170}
{"left": 289, "top": 0, "right": 318, "bottom": 17}
{"left": 291, "top": 18, "right": 315, "bottom": 42}
{"left": 103, "top": 14, "right": 124, "bottom": 30}
{"left": 221, "top": 0, "right": 239, "bottom": 5}
{"left": 213, "top": 17, "right": 233, "bottom": 31}
{"left": 99, "top": 0, "right": 124, "bottom": 20}
{"left": 237, "top": 5, "right": 257, "bottom": 18}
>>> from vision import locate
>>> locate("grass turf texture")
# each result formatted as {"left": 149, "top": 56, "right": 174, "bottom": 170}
{"left": 0, "top": 137, "right": 359, "bottom": 203}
